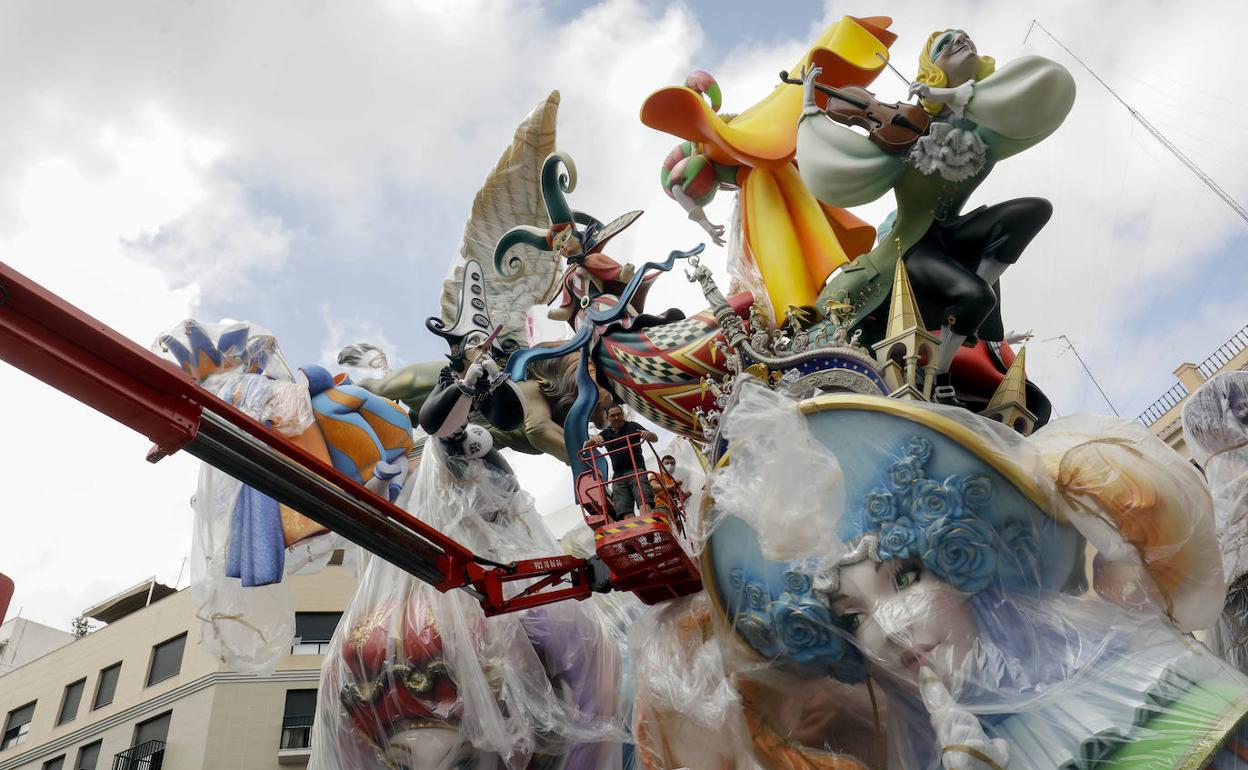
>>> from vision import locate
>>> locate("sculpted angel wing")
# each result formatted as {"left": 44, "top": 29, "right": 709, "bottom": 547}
{"left": 439, "top": 91, "right": 561, "bottom": 351}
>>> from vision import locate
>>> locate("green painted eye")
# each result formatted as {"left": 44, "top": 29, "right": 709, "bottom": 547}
{"left": 932, "top": 32, "right": 957, "bottom": 58}
{"left": 894, "top": 564, "right": 922, "bottom": 591}
{"left": 841, "top": 612, "right": 863, "bottom": 632}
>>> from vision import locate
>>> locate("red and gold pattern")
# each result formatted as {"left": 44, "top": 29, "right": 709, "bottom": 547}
{"left": 339, "top": 600, "right": 461, "bottom": 747}
{"left": 597, "top": 296, "right": 751, "bottom": 438}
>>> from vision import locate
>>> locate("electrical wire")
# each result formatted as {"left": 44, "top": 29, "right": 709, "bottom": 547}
{"left": 1025, "top": 19, "right": 1248, "bottom": 228}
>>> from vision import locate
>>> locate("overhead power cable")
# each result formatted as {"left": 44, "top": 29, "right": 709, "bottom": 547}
{"left": 1025, "top": 19, "right": 1248, "bottom": 228}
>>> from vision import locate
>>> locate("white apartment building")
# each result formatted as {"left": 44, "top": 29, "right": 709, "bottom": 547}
{"left": 1139, "top": 322, "right": 1248, "bottom": 460}
{"left": 0, "top": 620, "right": 75, "bottom": 677}
{"left": 0, "top": 562, "right": 355, "bottom": 770}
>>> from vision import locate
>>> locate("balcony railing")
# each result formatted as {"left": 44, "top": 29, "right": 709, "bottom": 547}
{"left": 280, "top": 716, "right": 314, "bottom": 750}
{"left": 1138, "top": 322, "right": 1248, "bottom": 427}
{"left": 111, "top": 739, "right": 164, "bottom": 770}
{"left": 1138, "top": 381, "right": 1189, "bottom": 427}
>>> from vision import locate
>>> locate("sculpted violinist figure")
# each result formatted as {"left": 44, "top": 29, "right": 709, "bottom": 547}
{"left": 795, "top": 30, "right": 1075, "bottom": 403}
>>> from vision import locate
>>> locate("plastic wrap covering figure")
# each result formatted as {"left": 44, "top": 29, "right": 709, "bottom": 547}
{"left": 309, "top": 397, "right": 627, "bottom": 769}
{"left": 155, "top": 320, "right": 350, "bottom": 673}
{"left": 1184, "top": 372, "right": 1248, "bottom": 673}
{"left": 797, "top": 31, "right": 1075, "bottom": 403}
{"left": 641, "top": 16, "right": 896, "bottom": 319}
{"left": 363, "top": 94, "right": 754, "bottom": 458}
{"left": 697, "top": 380, "right": 1242, "bottom": 770}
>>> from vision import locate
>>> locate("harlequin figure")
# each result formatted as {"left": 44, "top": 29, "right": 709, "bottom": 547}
{"left": 496, "top": 152, "right": 683, "bottom": 331}
{"left": 547, "top": 218, "right": 652, "bottom": 325}
{"left": 797, "top": 30, "right": 1075, "bottom": 402}
{"left": 641, "top": 16, "right": 894, "bottom": 318}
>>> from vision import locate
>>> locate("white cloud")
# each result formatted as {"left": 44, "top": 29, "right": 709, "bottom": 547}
{"left": 0, "top": 109, "right": 219, "bottom": 627}
{"left": 1, "top": 0, "right": 1246, "bottom": 628}
{"left": 124, "top": 180, "right": 292, "bottom": 308}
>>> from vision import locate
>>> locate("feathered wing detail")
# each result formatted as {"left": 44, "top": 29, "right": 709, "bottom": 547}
{"left": 440, "top": 91, "right": 562, "bottom": 351}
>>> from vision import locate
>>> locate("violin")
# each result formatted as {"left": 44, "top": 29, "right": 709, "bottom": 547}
{"left": 780, "top": 70, "right": 930, "bottom": 156}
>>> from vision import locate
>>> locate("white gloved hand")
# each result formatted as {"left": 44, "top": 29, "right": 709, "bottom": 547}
{"left": 461, "top": 359, "right": 486, "bottom": 387}
{"left": 911, "top": 81, "right": 976, "bottom": 117}
{"left": 367, "top": 459, "right": 409, "bottom": 503}
{"left": 693, "top": 213, "right": 726, "bottom": 247}
{"left": 920, "top": 666, "right": 1009, "bottom": 770}
{"left": 802, "top": 63, "right": 824, "bottom": 112}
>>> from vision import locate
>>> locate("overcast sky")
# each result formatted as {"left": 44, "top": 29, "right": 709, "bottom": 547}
{"left": 2, "top": 0, "right": 1246, "bottom": 629}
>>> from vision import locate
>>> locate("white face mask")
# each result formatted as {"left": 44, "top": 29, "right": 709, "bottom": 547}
{"left": 662, "top": 462, "right": 675, "bottom": 471}
{"left": 833, "top": 558, "right": 978, "bottom": 686}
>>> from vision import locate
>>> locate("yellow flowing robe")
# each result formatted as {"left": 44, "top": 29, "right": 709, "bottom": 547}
{"left": 640, "top": 16, "right": 895, "bottom": 318}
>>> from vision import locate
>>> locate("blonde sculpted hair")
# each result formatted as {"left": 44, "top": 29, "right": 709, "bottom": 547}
{"left": 915, "top": 29, "right": 996, "bottom": 115}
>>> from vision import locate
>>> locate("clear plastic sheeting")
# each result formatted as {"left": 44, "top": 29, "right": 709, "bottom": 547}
{"left": 190, "top": 463, "right": 296, "bottom": 674}
{"left": 725, "top": 195, "right": 771, "bottom": 321}
{"left": 711, "top": 378, "right": 847, "bottom": 562}
{"left": 693, "top": 389, "right": 1248, "bottom": 769}
{"left": 155, "top": 319, "right": 341, "bottom": 674}
{"left": 658, "top": 437, "right": 710, "bottom": 556}
{"left": 629, "top": 593, "right": 880, "bottom": 770}
{"left": 1032, "top": 413, "right": 1223, "bottom": 632}
{"left": 310, "top": 439, "right": 626, "bottom": 770}
{"left": 1185, "top": 372, "right": 1248, "bottom": 584}
{"left": 630, "top": 595, "right": 760, "bottom": 770}
{"left": 1184, "top": 371, "right": 1248, "bottom": 673}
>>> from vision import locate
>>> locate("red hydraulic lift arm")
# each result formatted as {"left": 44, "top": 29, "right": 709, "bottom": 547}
{"left": 0, "top": 262, "right": 597, "bottom": 614}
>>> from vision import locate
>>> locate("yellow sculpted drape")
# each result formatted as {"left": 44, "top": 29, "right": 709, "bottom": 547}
{"left": 641, "top": 16, "right": 895, "bottom": 318}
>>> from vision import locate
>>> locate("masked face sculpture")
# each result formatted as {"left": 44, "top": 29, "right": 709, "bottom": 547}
{"left": 830, "top": 555, "right": 978, "bottom": 687}
{"left": 929, "top": 29, "right": 979, "bottom": 87}
{"left": 688, "top": 383, "right": 1243, "bottom": 770}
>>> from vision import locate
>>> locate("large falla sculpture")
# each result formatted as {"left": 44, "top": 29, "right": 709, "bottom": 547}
{"left": 4, "top": 13, "right": 1248, "bottom": 770}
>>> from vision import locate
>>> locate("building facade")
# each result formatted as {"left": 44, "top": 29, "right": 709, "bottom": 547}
{"left": 0, "top": 563, "right": 356, "bottom": 770}
{"left": 1139, "top": 322, "right": 1248, "bottom": 460}
{"left": 0, "top": 620, "right": 75, "bottom": 677}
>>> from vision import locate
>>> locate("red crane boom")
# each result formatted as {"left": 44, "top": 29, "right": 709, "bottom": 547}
{"left": 0, "top": 262, "right": 598, "bottom": 615}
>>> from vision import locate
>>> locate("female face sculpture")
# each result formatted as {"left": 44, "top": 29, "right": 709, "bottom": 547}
{"left": 830, "top": 556, "right": 979, "bottom": 686}
{"left": 553, "top": 226, "right": 583, "bottom": 259}
{"left": 930, "top": 29, "right": 980, "bottom": 87}
{"left": 1228, "top": 385, "right": 1248, "bottom": 428}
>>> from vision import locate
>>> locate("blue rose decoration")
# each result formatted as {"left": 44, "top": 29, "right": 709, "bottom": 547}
{"left": 782, "top": 570, "right": 814, "bottom": 594}
{"left": 736, "top": 613, "right": 782, "bottom": 659}
{"left": 951, "top": 474, "right": 993, "bottom": 511}
{"left": 744, "top": 580, "right": 769, "bottom": 611}
{"left": 889, "top": 457, "right": 923, "bottom": 493}
{"left": 878, "top": 517, "right": 917, "bottom": 559}
{"left": 906, "top": 436, "right": 933, "bottom": 462}
{"left": 919, "top": 515, "right": 998, "bottom": 592}
{"left": 863, "top": 491, "right": 898, "bottom": 528}
{"left": 771, "top": 594, "right": 838, "bottom": 661}
{"left": 911, "top": 480, "right": 965, "bottom": 521}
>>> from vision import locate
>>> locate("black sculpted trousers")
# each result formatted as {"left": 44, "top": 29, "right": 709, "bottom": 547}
{"left": 904, "top": 196, "right": 1052, "bottom": 339}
